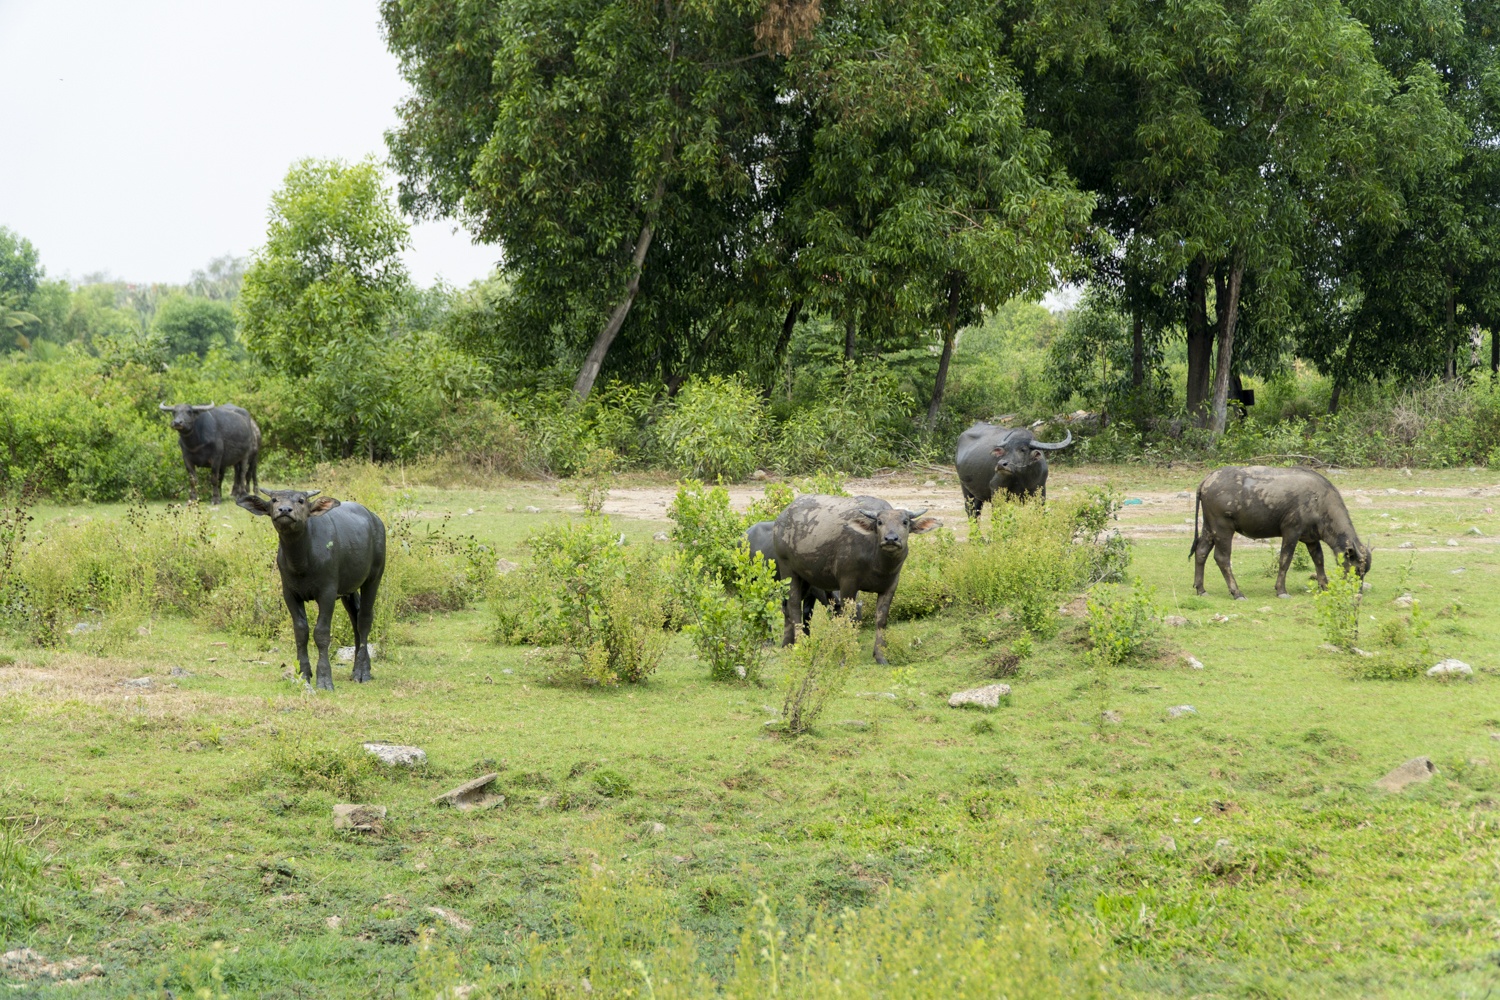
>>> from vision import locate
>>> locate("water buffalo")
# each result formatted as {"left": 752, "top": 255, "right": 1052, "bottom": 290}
{"left": 771, "top": 496, "right": 939, "bottom": 664}
{"left": 747, "top": 519, "right": 832, "bottom": 623}
{"left": 159, "top": 402, "right": 260, "bottom": 505}
{"left": 237, "top": 489, "right": 386, "bottom": 691}
{"left": 1192, "top": 465, "right": 1372, "bottom": 600}
{"left": 955, "top": 423, "right": 1072, "bottom": 517}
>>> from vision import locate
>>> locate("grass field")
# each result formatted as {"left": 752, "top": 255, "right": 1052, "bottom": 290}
{"left": 3, "top": 464, "right": 1500, "bottom": 997}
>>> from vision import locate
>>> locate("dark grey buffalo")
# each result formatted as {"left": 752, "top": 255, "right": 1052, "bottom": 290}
{"left": 955, "top": 423, "right": 1072, "bottom": 517}
{"left": 747, "top": 519, "right": 832, "bottom": 624}
{"left": 1192, "top": 465, "right": 1372, "bottom": 600}
{"left": 159, "top": 402, "right": 261, "bottom": 505}
{"left": 771, "top": 496, "right": 939, "bottom": 664}
{"left": 237, "top": 489, "right": 386, "bottom": 691}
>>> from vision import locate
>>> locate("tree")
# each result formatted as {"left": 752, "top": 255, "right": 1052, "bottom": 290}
{"left": 0, "top": 228, "right": 42, "bottom": 302}
{"left": 384, "top": 0, "right": 786, "bottom": 399}
{"left": 153, "top": 296, "right": 237, "bottom": 358}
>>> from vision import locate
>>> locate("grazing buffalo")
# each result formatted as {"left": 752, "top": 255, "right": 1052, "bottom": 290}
{"left": 747, "top": 519, "right": 832, "bottom": 624}
{"left": 771, "top": 496, "right": 939, "bottom": 664}
{"left": 955, "top": 423, "right": 1072, "bottom": 517}
{"left": 237, "top": 489, "right": 386, "bottom": 691}
{"left": 1192, "top": 465, "right": 1372, "bottom": 600}
{"left": 159, "top": 402, "right": 260, "bottom": 505}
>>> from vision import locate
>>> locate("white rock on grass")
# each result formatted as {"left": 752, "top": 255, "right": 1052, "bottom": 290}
{"left": 1163, "top": 615, "right": 1188, "bottom": 627}
{"left": 1167, "top": 705, "right": 1196, "bottom": 718}
{"left": 1101, "top": 710, "right": 1123, "bottom": 724}
{"left": 524, "top": 506, "right": 542, "bottom": 513}
{"left": 1399, "top": 541, "right": 1414, "bottom": 549}
{"left": 1183, "top": 655, "right": 1204, "bottom": 670}
{"left": 1446, "top": 539, "right": 1460, "bottom": 547}
{"left": 332, "top": 804, "right": 387, "bottom": 832}
{"left": 363, "top": 743, "right": 427, "bottom": 767}
{"left": 336, "top": 645, "right": 380, "bottom": 664}
{"left": 1393, "top": 593, "right": 1415, "bottom": 608}
{"left": 653, "top": 532, "right": 669, "bottom": 542}
{"left": 1374, "top": 756, "right": 1436, "bottom": 793}
{"left": 947, "top": 684, "right": 1011, "bottom": 709}
{"left": 426, "top": 906, "right": 473, "bottom": 933}
{"left": 495, "top": 559, "right": 521, "bottom": 575}
{"left": 1427, "top": 659, "right": 1472, "bottom": 678}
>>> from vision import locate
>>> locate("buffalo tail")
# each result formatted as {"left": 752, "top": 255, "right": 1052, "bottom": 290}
{"left": 1188, "top": 491, "right": 1200, "bottom": 559}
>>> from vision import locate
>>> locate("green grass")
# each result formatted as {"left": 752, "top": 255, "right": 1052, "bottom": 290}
{"left": 3, "top": 466, "right": 1500, "bottom": 996}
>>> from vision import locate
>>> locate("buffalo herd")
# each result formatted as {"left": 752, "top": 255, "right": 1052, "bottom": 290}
{"left": 157, "top": 402, "right": 1372, "bottom": 681}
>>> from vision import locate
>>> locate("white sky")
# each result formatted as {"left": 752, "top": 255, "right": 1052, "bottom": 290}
{"left": 0, "top": 0, "right": 500, "bottom": 288}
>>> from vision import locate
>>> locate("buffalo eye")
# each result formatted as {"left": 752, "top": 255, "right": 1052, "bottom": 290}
{"left": 296, "top": 498, "right": 304, "bottom": 504}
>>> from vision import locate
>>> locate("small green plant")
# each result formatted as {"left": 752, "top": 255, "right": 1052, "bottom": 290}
{"left": 1086, "top": 579, "right": 1163, "bottom": 670}
{"left": 1312, "top": 567, "right": 1362, "bottom": 651}
{"left": 0, "top": 821, "right": 43, "bottom": 937}
{"left": 156, "top": 941, "right": 230, "bottom": 1000}
{"left": 658, "top": 374, "right": 767, "bottom": 481}
{"left": 268, "top": 736, "right": 376, "bottom": 799}
{"left": 573, "top": 447, "right": 618, "bottom": 516}
{"left": 793, "top": 470, "right": 850, "bottom": 497}
{"left": 779, "top": 605, "right": 861, "bottom": 735}
{"left": 689, "top": 545, "right": 787, "bottom": 684}
{"left": 1354, "top": 599, "right": 1434, "bottom": 681}
{"left": 669, "top": 481, "right": 750, "bottom": 585}
{"left": 572, "top": 580, "right": 665, "bottom": 686}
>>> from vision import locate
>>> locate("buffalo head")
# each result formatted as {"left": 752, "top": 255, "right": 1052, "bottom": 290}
{"left": 237, "top": 489, "right": 341, "bottom": 531}
{"left": 856, "top": 507, "right": 941, "bottom": 554}
{"left": 992, "top": 429, "right": 1071, "bottom": 480}
{"left": 1343, "top": 541, "right": 1373, "bottom": 580}
{"left": 159, "top": 402, "right": 216, "bottom": 433}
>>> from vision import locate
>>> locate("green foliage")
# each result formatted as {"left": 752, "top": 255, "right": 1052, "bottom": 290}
{"left": 667, "top": 482, "right": 748, "bottom": 586}
{"left": 774, "top": 363, "right": 915, "bottom": 475}
{"left": 1087, "top": 579, "right": 1164, "bottom": 670}
{"left": 1313, "top": 568, "right": 1364, "bottom": 651}
{"left": 572, "top": 580, "right": 666, "bottom": 687}
{"left": 0, "top": 821, "right": 43, "bottom": 937}
{"left": 658, "top": 375, "right": 766, "bottom": 482}
{"left": 778, "top": 605, "right": 860, "bottom": 735}
{"left": 153, "top": 296, "right": 237, "bottom": 358}
{"left": 1353, "top": 600, "right": 1434, "bottom": 681}
{"left": 689, "top": 545, "right": 786, "bottom": 684}
{"left": 268, "top": 736, "right": 376, "bottom": 800}
{"left": 572, "top": 448, "right": 618, "bottom": 516}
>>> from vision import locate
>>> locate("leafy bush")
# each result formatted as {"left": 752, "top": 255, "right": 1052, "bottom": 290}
{"left": 658, "top": 374, "right": 766, "bottom": 481}
{"left": 268, "top": 736, "right": 376, "bottom": 799}
{"left": 773, "top": 362, "right": 914, "bottom": 474}
{"left": 1313, "top": 568, "right": 1362, "bottom": 651}
{"left": 1086, "top": 579, "right": 1163, "bottom": 669}
{"left": 779, "top": 605, "right": 861, "bottom": 734}
{"left": 668, "top": 481, "right": 749, "bottom": 586}
{"left": 572, "top": 580, "right": 666, "bottom": 686}
{"left": 1351, "top": 599, "right": 1433, "bottom": 681}
{"left": 689, "top": 545, "right": 786, "bottom": 684}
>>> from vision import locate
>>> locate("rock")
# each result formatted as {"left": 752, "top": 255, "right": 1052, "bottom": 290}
{"left": 1158, "top": 835, "right": 1176, "bottom": 852}
{"left": 136, "top": 625, "right": 151, "bottom": 637}
{"left": 1427, "top": 659, "right": 1472, "bottom": 677}
{"left": 1210, "top": 613, "right": 1230, "bottom": 623}
{"left": 1163, "top": 615, "right": 1188, "bottom": 627}
{"left": 1393, "top": 593, "right": 1415, "bottom": 608}
{"left": 363, "top": 742, "right": 427, "bottom": 767}
{"left": 857, "top": 691, "right": 897, "bottom": 700}
{"left": 653, "top": 532, "right": 669, "bottom": 542}
{"left": 332, "top": 804, "right": 386, "bottom": 833}
{"left": 524, "top": 505, "right": 542, "bottom": 513}
{"left": 1374, "top": 756, "right": 1436, "bottom": 793}
{"left": 431, "top": 773, "right": 503, "bottom": 810}
{"left": 170, "top": 667, "right": 193, "bottom": 678}
{"left": 923, "top": 480, "right": 937, "bottom": 487}
{"left": 1101, "top": 710, "right": 1123, "bottom": 724}
{"left": 1167, "top": 705, "right": 1196, "bottom": 718}
{"left": 647, "top": 822, "right": 667, "bottom": 836}
{"left": 1490, "top": 733, "right": 1500, "bottom": 742}
{"left": 121, "top": 677, "right": 153, "bottom": 688}
{"left": 752, "top": 469, "right": 769, "bottom": 481}
{"left": 426, "top": 906, "right": 473, "bottom": 933}
{"left": 1399, "top": 541, "right": 1414, "bottom": 549}
{"left": 947, "top": 684, "right": 1011, "bottom": 709}
{"left": 336, "top": 644, "right": 380, "bottom": 664}
{"left": 0, "top": 948, "right": 101, "bottom": 984}
{"left": 1446, "top": 539, "right": 1459, "bottom": 547}
{"left": 1183, "top": 655, "right": 1204, "bottom": 670}
{"left": 69, "top": 621, "right": 98, "bottom": 635}
{"left": 838, "top": 719, "right": 871, "bottom": 731}
{"left": 1469, "top": 527, "right": 1484, "bottom": 536}
{"left": 495, "top": 559, "right": 521, "bottom": 575}
{"left": 1352, "top": 647, "right": 1374, "bottom": 658}
{"left": 1214, "top": 838, "right": 1232, "bottom": 850}
{"left": 326, "top": 915, "right": 342, "bottom": 930}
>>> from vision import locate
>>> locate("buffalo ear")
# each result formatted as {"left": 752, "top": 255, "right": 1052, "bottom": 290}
{"left": 1030, "top": 449, "right": 1043, "bottom": 461}
{"left": 911, "top": 515, "right": 942, "bottom": 534}
{"left": 309, "top": 497, "right": 341, "bottom": 516}
{"left": 991, "top": 447, "right": 1006, "bottom": 458}
{"left": 237, "top": 494, "right": 273, "bottom": 517}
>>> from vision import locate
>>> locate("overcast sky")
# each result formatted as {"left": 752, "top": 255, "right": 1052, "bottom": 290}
{"left": 0, "top": 0, "right": 499, "bottom": 288}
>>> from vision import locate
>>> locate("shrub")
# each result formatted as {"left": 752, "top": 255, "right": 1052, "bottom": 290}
{"left": 1313, "top": 567, "right": 1362, "bottom": 651}
{"left": 779, "top": 605, "right": 860, "bottom": 734}
{"left": 1086, "top": 579, "right": 1163, "bottom": 669}
{"left": 1351, "top": 599, "right": 1433, "bottom": 681}
{"left": 573, "top": 447, "right": 618, "bottom": 515}
{"left": 773, "top": 362, "right": 913, "bottom": 475}
{"left": 668, "top": 481, "right": 748, "bottom": 586}
{"left": 571, "top": 580, "right": 666, "bottom": 687}
{"left": 268, "top": 736, "right": 376, "bottom": 799}
{"left": 689, "top": 545, "right": 786, "bottom": 684}
{"left": 658, "top": 375, "right": 766, "bottom": 481}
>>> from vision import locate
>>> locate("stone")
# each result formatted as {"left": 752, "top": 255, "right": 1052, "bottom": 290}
{"left": 1210, "top": 613, "right": 1230, "bottom": 623}
{"left": 838, "top": 719, "right": 871, "bottom": 731}
{"left": 121, "top": 677, "right": 153, "bottom": 688}
{"left": 426, "top": 906, "right": 473, "bottom": 933}
{"left": 1158, "top": 835, "right": 1176, "bottom": 852}
{"left": 947, "top": 684, "right": 1011, "bottom": 709}
{"left": 431, "top": 773, "right": 503, "bottom": 810}
{"left": 924, "top": 480, "right": 937, "bottom": 487}
{"left": 1399, "top": 541, "right": 1414, "bottom": 549}
{"left": 332, "top": 804, "right": 386, "bottom": 833}
{"left": 69, "top": 621, "right": 98, "bottom": 635}
{"left": 1374, "top": 756, "right": 1436, "bottom": 793}
{"left": 1163, "top": 615, "right": 1188, "bottom": 627}
{"left": 326, "top": 915, "right": 342, "bottom": 930}
{"left": 857, "top": 691, "right": 897, "bottom": 700}
{"left": 170, "top": 667, "right": 192, "bottom": 678}
{"left": 1426, "top": 659, "right": 1472, "bottom": 677}
{"left": 1393, "top": 593, "right": 1415, "bottom": 608}
{"left": 363, "top": 742, "right": 427, "bottom": 766}
{"left": 136, "top": 625, "right": 151, "bottom": 637}
{"left": 336, "top": 644, "right": 380, "bottom": 664}
{"left": 1167, "top": 705, "right": 1196, "bottom": 718}
{"left": 653, "top": 532, "right": 669, "bottom": 542}
{"left": 1469, "top": 527, "right": 1484, "bottom": 536}
{"left": 1183, "top": 655, "right": 1204, "bottom": 670}
{"left": 1446, "top": 539, "right": 1459, "bottom": 547}
{"left": 1101, "top": 710, "right": 1123, "bottom": 724}
{"left": 524, "top": 505, "right": 542, "bottom": 513}
{"left": 752, "top": 469, "right": 769, "bottom": 480}
{"left": 647, "top": 822, "right": 667, "bottom": 836}
{"left": 495, "top": 559, "right": 521, "bottom": 575}
{"left": 1490, "top": 733, "right": 1500, "bottom": 742}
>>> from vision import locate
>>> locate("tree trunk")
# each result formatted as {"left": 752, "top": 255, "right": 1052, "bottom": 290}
{"left": 1444, "top": 278, "right": 1457, "bottom": 380}
{"left": 1491, "top": 320, "right": 1498, "bottom": 379}
{"left": 1185, "top": 255, "right": 1213, "bottom": 422}
{"left": 773, "top": 299, "right": 803, "bottom": 362}
{"left": 926, "top": 275, "right": 963, "bottom": 431}
{"left": 1130, "top": 309, "right": 1144, "bottom": 389}
{"left": 573, "top": 175, "right": 667, "bottom": 401}
{"left": 1328, "top": 376, "right": 1343, "bottom": 415}
{"left": 844, "top": 316, "right": 856, "bottom": 361}
{"left": 1208, "top": 253, "right": 1246, "bottom": 436}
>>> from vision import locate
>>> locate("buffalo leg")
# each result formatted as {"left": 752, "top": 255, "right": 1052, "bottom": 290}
{"left": 230, "top": 460, "right": 246, "bottom": 501}
{"left": 1275, "top": 534, "right": 1299, "bottom": 598}
{"left": 184, "top": 460, "right": 199, "bottom": 504}
{"left": 340, "top": 594, "right": 361, "bottom": 680}
{"left": 246, "top": 452, "right": 259, "bottom": 496}
{"left": 1192, "top": 534, "right": 1213, "bottom": 596}
{"left": 210, "top": 460, "right": 226, "bottom": 506}
{"left": 963, "top": 488, "right": 983, "bottom": 523}
{"left": 783, "top": 575, "right": 805, "bottom": 647}
{"left": 871, "top": 586, "right": 896, "bottom": 665}
{"left": 355, "top": 572, "right": 381, "bottom": 682}
{"left": 1213, "top": 536, "right": 1245, "bottom": 600}
{"left": 312, "top": 597, "right": 336, "bottom": 691}
{"left": 1307, "top": 541, "right": 1328, "bottom": 590}
{"left": 286, "top": 595, "right": 313, "bottom": 684}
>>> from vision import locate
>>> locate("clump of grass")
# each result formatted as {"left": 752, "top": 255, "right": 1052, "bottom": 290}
{"left": 572, "top": 447, "right": 618, "bottom": 515}
{"left": 0, "top": 821, "right": 43, "bottom": 937}
{"left": 1087, "top": 579, "right": 1163, "bottom": 670}
{"left": 1351, "top": 599, "right": 1434, "bottom": 681}
{"left": 779, "top": 605, "right": 860, "bottom": 735}
{"left": 268, "top": 736, "right": 377, "bottom": 800}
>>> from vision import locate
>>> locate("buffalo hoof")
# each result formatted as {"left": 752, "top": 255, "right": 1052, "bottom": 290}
{"left": 1278, "top": 593, "right": 1292, "bottom": 599}
{"left": 317, "top": 679, "right": 334, "bottom": 692}
{"left": 873, "top": 652, "right": 888, "bottom": 666}
{"left": 1232, "top": 595, "right": 1247, "bottom": 601}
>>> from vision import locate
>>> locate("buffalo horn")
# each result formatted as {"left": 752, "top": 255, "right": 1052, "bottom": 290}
{"left": 158, "top": 403, "right": 171, "bottom": 411}
{"left": 907, "top": 508, "right": 928, "bottom": 519}
{"left": 857, "top": 508, "right": 881, "bottom": 521}
{"left": 192, "top": 402, "right": 215, "bottom": 411}
{"left": 304, "top": 490, "right": 321, "bottom": 499}
{"left": 1031, "top": 429, "right": 1073, "bottom": 451}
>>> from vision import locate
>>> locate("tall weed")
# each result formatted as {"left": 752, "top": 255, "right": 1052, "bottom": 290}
{"left": 778, "top": 605, "right": 860, "bottom": 733}
{"left": 0, "top": 821, "right": 43, "bottom": 937}
{"left": 1313, "top": 568, "right": 1362, "bottom": 651}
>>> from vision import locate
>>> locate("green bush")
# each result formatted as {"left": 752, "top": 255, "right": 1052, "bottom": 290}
{"left": 689, "top": 544, "right": 786, "bottom": 684}
{"left": 1313, "top": 567, "right": 1362, "bottom": 651}
{"left": 1086, "top": 579, "right": 1163, "bottom": 669}
{"left": 778, "top": 604, "right": 861, "bottom": 734}
{"left": 658, "top": 374, "right": 766, "bottom": 481}
{"left": 1351, "top": 599, "right": 1433, "bottom": 681}
{"left": 668, "top": 481, "right": 749, "bottom": 586}
{"left": 773, "top": 362, "right": 913, "bottom": 474}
